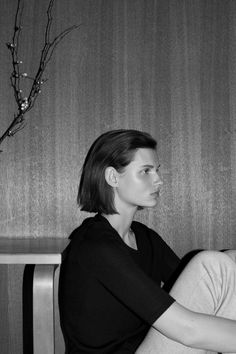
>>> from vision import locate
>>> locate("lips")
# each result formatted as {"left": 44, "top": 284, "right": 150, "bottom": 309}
{"left": 151, "top": 190, "right": 160, "bottom": 197}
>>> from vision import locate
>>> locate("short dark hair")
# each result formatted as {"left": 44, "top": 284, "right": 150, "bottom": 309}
{"left": 78, "top": 129, "right": 157, "bottom": 214}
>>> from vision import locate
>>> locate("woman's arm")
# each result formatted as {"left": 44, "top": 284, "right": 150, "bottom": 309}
{"left": 153, "top": 301, "right": 236, "bottom": 352}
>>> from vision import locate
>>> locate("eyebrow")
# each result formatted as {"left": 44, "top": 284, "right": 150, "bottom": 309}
{"left": 141, "top": 164, "right": 161, "bottom": 169}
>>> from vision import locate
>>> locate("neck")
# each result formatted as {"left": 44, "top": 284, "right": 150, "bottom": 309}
{"left": 102, "top": 207, "right": 136, "bottom": 239}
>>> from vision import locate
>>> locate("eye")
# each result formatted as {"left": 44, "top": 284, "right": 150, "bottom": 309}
{"left": 143, "top": 168, "right": 151, "bottom": 174}
{"left": 156, "top": 164, "right": 161, "bottom": 173}
{"left": 140, "top": 168, "right": 150, "bottom": 175}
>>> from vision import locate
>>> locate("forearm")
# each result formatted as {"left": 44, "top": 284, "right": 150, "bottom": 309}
{"left": 154, "top": 302, "right": 236, "bottom": 352}
{"left": 190, "top": 311, "right": 236, "bottom": 352}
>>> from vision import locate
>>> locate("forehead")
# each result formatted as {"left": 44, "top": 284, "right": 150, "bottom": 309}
{"left": 131, "top": 148, "right": 158, "bottom": 165}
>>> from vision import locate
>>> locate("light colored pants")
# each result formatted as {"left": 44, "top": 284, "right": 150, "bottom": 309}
{"left": 136, "top": 250, "right": 236, "bottom": 354}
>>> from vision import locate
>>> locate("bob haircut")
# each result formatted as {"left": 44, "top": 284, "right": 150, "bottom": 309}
{"left": 78, "top": 129, "right": 157, "bottom": 214}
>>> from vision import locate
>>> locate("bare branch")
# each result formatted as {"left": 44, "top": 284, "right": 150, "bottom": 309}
{"left": 0, "top": 0, "right": 80, "bottom": 150}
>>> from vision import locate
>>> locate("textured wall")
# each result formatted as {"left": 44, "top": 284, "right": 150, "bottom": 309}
{"left": 0, "top": 0, "right": 236, "bottom": 352}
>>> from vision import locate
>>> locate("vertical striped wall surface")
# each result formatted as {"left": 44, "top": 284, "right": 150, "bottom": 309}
{"left": 0, "top": 0, "right": 236, "bottom": 352}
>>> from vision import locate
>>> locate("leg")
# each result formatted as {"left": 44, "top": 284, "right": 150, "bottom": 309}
{"left": 136, "top": 251, "right": 236, "bottom": 354}
{"left": 224, "top": 249, "right": 236, "bottom": 263}
{"left": 33, "top": 265, "right": 57, "bottom": 354}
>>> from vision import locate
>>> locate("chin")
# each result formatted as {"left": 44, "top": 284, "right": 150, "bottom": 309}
{"left": 138, "top": 200, "right": 158, "bottom": 209}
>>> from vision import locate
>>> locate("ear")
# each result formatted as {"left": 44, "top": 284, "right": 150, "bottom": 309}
{"left": 105, "top": 167, "right": 119, "bottom": 187}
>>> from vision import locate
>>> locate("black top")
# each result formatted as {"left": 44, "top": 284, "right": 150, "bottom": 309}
{"left": 59, "top": 214, "right": 180, "bottom": 353}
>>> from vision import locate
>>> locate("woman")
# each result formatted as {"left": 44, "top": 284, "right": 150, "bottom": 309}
{"left": 59, "top": 129, "right": 236, "bottom": 353}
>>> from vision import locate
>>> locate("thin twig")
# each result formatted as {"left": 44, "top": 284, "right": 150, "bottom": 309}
{"left": 0, "top": 0, "right": 80, "bottom": 149}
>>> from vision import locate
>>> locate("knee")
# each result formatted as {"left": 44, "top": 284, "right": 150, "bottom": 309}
{"left": 190, "top": 250, "right": 235, "bottom": 272}
{"left": 193, "top": 250, "right": 221, "bottom": 262}
{"left": 193, "top": 250, "right": 227, "bottom": 262}
{"left": 190, "top": 251, "right": 232, "bottom": 267}
{"left": 223, "top": 250, "right": 236, "bottom": 263}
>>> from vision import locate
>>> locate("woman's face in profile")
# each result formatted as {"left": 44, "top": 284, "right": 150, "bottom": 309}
{"left": 113, "top": 148, "right": 163, "bottom": 211}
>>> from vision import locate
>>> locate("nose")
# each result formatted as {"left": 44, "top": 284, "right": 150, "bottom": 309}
{"left": 154, "top": 172, "right": 163, "bottom": 187}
